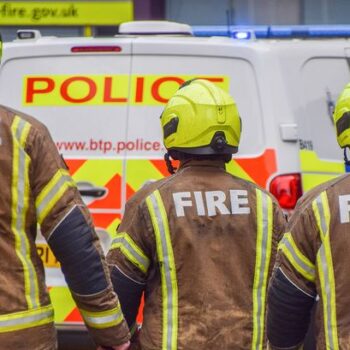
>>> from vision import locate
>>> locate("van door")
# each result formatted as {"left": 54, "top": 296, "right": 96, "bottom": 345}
{"left": 125, "top": 43, "right": 276, "bottom": 199}
{"left": 299, "top": 56, "right": 350, "bottom": 192}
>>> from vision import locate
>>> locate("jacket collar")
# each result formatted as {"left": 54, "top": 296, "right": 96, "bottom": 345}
{"left": 179, "top": 158, "right": 226, "bottom": 170}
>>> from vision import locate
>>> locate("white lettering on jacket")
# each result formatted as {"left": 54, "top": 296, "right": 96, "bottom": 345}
{"left": 173, "top": 190, "right": 250, "bottom": 217}
{"left": 339, "top": 194, "right": 350, "bottom": 223}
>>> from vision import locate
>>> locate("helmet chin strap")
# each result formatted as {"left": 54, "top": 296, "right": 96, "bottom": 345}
{"left": 344, "top": 147, "right": 350, "bottom": 166}
{"left": 164, "top": 152, "right": 177, "bottom": 174}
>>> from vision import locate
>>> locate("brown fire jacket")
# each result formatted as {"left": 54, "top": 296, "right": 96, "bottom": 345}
{"left": 107, "top": 159, "right": 285, "bottom": 350}
{"left": 269, "top": 173, "right": 350, "bottom": 349}
{"left": 0, "top": 105, "right": 130, "bottom": 349}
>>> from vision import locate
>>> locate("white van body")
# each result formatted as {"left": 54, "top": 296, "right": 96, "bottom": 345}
{"left": 0, "top": 23, "right": 349, "bottom": 328}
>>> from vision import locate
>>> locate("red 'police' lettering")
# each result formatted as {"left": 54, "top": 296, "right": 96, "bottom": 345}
{"left": 60, "top": 77, "right": 97, "bottom": 103}
{"left": 135, "top": 77, "right": 145, "bottom": 103}
{"left": 25, "top": 75, "right": 225, "bottom": 105}
{"left": 103, "top": 77, "right": 128, "bottom": 103}
{"left": 151, "top": 77, "right": 185, "bottom": 103}
{"left": 26, "top": 77, "right": 55, "bottom": 103}
{"left": 200, "top": 77, "right": 224, "bottom": 84}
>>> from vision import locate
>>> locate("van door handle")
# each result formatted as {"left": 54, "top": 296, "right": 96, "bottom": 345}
{"left": 79, "top": 188, "right": 106, "bottom": 197}
{"left": 77, "top": 182, "right": 107, "bottom": 198}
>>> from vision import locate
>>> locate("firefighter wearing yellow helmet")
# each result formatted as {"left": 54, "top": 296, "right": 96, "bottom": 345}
{"left": 0, "top": 34, "right": 130, "bottom": 350}
{"left": 107, "top": 79, "right": 285, "bottom": 349}
{"left": 266, "top": 83, "right": 350, "bottom": 349}
{"left": 162, "top": 78, "right": 241, "bottom": 155}
{"left": 334, "top": 83, "right": 350, "bottom": 149}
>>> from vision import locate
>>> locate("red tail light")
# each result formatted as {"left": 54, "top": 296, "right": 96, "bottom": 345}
{"left": 269, "top": 173, "right": 302, "bottom": 209}
{"left": 71, "top": 46, "right": 122, "bottom": 53}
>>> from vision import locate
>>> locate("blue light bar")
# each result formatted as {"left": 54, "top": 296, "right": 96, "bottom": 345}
{"left": 268, "top": 25, "right": 350, "bottom": 38}
{"left": 231, "top": 30, "right": 253, "bottom": 40}
{"left": 193, "top": 25, "right": 267, "bottom": 38}
{"left": 192, "top": 25, "right": 350, "bottom": 39}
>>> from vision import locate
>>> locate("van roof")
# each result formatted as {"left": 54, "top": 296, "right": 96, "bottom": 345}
{"left": 3, "top": 24, "right": 350, "bottom": 60}
{"left": 9, "top": 23, "right": 350, "bottom": 44}
{"left": 5, "top": 31, "right": 350, "bottom": 48}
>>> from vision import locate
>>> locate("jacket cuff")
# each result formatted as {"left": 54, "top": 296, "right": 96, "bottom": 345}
{"left": 71, "top": 286, "right": 131, "bottom": 346}
{"left": 86, "top": 321, "right": 131, "bottom": 347}
{"left": 268, "top": 342, "right": 303, "bottom": 350}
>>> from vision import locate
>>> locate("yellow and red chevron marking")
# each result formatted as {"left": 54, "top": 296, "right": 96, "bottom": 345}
{"left": 93, "top": 212, "right": 121, "bottom": 235}
{"left": 65, "top": 158, "right": 175, "bottom": 213}
{"left": 126, "top": 149, "right": 277, "bottom": 196}
{"left": 48, "top": 286, "right": 83, "bottom": 323}
{"left": 126, "top": 159, "right": 169, "bottom": 193}
{"left": 65, "top": 159, "right": 123, "bottom": 210}
{"left": 65, "top": 149, "right": 277, "bottom": 213}
{"left": 227, "top": 149, "right": 277, "bottom": 188}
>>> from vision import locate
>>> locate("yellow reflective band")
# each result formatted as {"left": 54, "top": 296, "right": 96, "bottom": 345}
{"left": 146, "top": 190, "right": 178, "bottom": 350}
{"left": 278, "top": 232, "right": 315, "bottom": 283}
{"left": 80, "top": 305, "right": 124, "bottom": 329}
{"left": 313, "top": 192, "right": 330, "bottom": 241}
{"left": 0, "top": 304, "right": 54, "bottom": 333}
{"left": 36, "top": 169, "right": 75, "bottom": 224}
{"left": 252, "top": 190, "right": 273, "bottom": 350}
{"left": 313, "top": 192, "right": 339, "bottom": 350}
{"left": 11, "top": 116, "right": 40, "bottom": 309}
{"left": 110, "top": 232, "right": 150, "bottom": 274}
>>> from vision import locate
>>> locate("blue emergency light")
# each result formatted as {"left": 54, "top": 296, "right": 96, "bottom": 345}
{"left": 231, "top": 30, "right": 253, "bottom": 40}
{"left": 193, "top": 25, "right": 350, "bottom": 39}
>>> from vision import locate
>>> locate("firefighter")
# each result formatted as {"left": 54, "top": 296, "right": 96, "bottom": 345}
{"left": 107, "top": 79, "right": 286, "bottom": 349}
{"left": 0, "top": 35, "right": 130, "bottom": 350}
{"left": 266, "top": 82, "right": 350, "bottom": 349}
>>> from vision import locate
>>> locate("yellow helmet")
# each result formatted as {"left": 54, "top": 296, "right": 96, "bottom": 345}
{"left": 160, "top": 79, "right": 241, "bottom": 157}
{"left": 334, "top": 83, "right": 350, "bottom": 148}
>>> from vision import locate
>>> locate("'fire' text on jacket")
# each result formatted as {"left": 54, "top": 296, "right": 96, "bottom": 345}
{"left": 173, "top": 190, "right": 250, "bottom": 217}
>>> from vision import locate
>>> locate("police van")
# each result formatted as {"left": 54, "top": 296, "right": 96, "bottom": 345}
{"left": 0, "top": 21, "right": 349, "bottom": 334}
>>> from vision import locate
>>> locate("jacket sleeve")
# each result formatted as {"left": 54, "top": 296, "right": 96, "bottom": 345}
{"left": 267, "top": 202, "right": 319, "bottom": 349}
{"left": 28, "top": 123, "right": 130, "bottom": 347}
{"left": 107, "top": 197, "right": 155, "bottom": 330}
{"left": 267, "top": 268, "right": 315, "bottom": 349}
